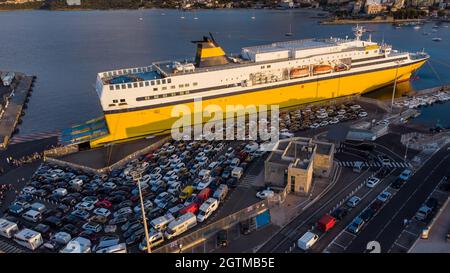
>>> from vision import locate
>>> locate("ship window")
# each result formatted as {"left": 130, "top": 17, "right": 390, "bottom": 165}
{"left": 119, "top": 103, "right": 127, "bottom": 106}
{"left": 109, "top": 85, "right": 114, "bottom": 90}
{"left": 185, "top": 91, "right": 190, "bottom": 94}
{"left": 162, "top": 79, "right": 166, "bottom": 84}
{"left": 108, "top": 104, "right": 115, "bottom": 107}
{"left": 154, "top": 95, "right": 159, "bottom": 99}
{"left": 185, "top": 83, "right": 189, "bottom": 87}
{"left": 120, "top": 99, "right": 125, "bottom": 102}
{"left": 167, "top": 79, "right": 171, "bottom": 84}
{"left": 151, "top": 81, "right": 155, "bottom": 86}
{"left": 113, "top": 99, "right": 118, "bottom": 103}
{"left": 157, "top": 80, "right": 161, "bottom": 85}
{"left": 108, "top": 72, "right": 112, "bottom": 76}
{"left": 261, "top": 66, "right": 265, "bottom": 69}
{"left": 103, "top": 73, "right": 107, "bottom": 77}
{"left": 133, "top": 83, "right": 138, "bottom": 88}
{"left": 162, "top": 87, "right": 167, "bottom": 90}
{"left": 121, "top": 84, "right": 126, "bottom": 89}
{"left": 162, "top": 94, "right": 167, "bottom": 98}
{"left": 115, "top": 85, "right": 120, "bottom": 90}
{"left": 171, "top": 85, "right": 175, "bottom": 89}
{"left": 139, "top": 82, "right": 143, "bottom": 87}
{"left": 127, "top": 83, "right": 132, "bottom": 88}
{"left": 179, "top": 84, "right": 184, "bottom": 88}
{"left": 113, "top": 71, "right": 117, "bottom": 76}
{"left": 366, "top": 52, "right": 369, "bottom": 54}
{"left": 193, "top": 82, "right": 198, "bottom": 86}
{"left": 145, "top": 82, "right": 149, "bottom": 86}
{"left": 153, "top": 88, "right": 158, "bottom": 91}
{"left": 267, "top": 65, "right": 271, "bottom": 68}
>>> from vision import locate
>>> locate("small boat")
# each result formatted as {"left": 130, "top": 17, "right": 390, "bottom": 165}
{"left": 194, "top": 17, "right": 198, "bottom": 20}
{"left": 139, "top": 17, "right": 143, "bottom": 21}
{"left": 422, "top": 32, "right": 430, "bottom": 35}
{"left": 313, "top": 65, "right": 333, "bottom": 75}
{"left": 290, "top": 67, "right": 309, "bottom": 78}
{"left": 432, "top": 37, "right": 442, "bottom": 42}
{"left": 251, "top": 16, "right": 256, "bottom": 20}
{"left": 413, "top": 25, "right": 421, "bottom": 30}
{"left": 285, "top": 24, "right": 293, "bottom": 37}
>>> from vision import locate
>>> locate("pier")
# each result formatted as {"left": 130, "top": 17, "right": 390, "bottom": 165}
{"left": 0, "top": 72, "right": 35, "bottom": 150}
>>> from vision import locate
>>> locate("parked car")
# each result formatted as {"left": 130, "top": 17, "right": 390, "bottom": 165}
{"left": 346, "top": 196, "right": 361, "bottom": 208}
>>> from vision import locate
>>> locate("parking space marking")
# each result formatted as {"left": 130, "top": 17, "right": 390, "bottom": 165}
{"left": 403, "top": 229, "right": 418, "bottom": 237}
{"left": 331, "top": 242, "right": 346, "bottom": 249}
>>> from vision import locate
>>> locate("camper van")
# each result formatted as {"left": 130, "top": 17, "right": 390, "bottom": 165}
{"left": 164, "top": 213, "right": 197, "bottom": 239}
{"left": 60, "top": 237, "right": 92, "bottom": 253}
{"left": 14, "top": 228, "right": 44, "bottom": 250}
{"left": 213, "top": 184, "right": 228, "bottom": 202}
{"left": 150, "top": 214, "right": 175, "bottom": 231}
{"left": 297, "top": 231, "right": 319, "bottom": 251}
{"left": 197, "top": 198, "right": 219, "bottom": 222}
{"left": 0, "top": 218, "right": 19, "bottom": 238}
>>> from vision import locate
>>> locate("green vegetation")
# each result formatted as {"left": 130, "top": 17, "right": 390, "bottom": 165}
{"left": 393, "top": 8, "right": 428, "bottom": 19}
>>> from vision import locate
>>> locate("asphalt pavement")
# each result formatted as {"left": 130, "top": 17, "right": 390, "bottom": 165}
{"left": 344, "top": 143, "right": 450, "bottom": 253}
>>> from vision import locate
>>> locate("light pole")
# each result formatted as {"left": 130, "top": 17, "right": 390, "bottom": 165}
{"left": 390, "top": 61, "right": 400, "bottom": 113}
{"left": 131, "top": 170, "right": 151, "bottom": 253}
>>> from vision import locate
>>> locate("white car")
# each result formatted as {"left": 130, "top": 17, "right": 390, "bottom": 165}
{"left": 163, "top": 171, "right": 177, "bottom": 182}
{"left": 93, "top": 208, "right": 111, "bottom": 218}
{"left": 350, "top": 104, "right": 361, "bottom": 111}
{"left": 256, "top": 189, "right": 275, "bottom": 199}
{"left": 75, "top": 202, "right": 95, "bottom": 211}
{"left": 170, "top": 158, "right": 182, "bottom": 168}
{"left": 21, "top": 186, "right": 36, "bottom": 195}
{"left": 376, "top": 191, "right": 392, "bottom": 202}
{"left": 195, "top": 152, "right": 206, "bottom": 161}
{"left": 366, "top": 177, "right": 380, "bottom": 188}
{"left": 196, "top": 178, "right": 212, "bottom": 191}
{"left": 309, "top": 123, "right": 320, "bottom": 129}
{"left": 329, "top": 118, "right": 339, "bottom": 124}
{"left": 174, "top": 163, "right": 186, "bottom": 173}
{"left": 358, "top": 111, "right": 368, "bottom": 118}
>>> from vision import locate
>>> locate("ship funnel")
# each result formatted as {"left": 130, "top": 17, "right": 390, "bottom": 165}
{"left": 191, "top": 35, "right": 229, "bottom": 68}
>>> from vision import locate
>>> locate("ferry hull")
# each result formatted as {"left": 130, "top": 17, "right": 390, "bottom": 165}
{"left": 90, "top": 60, "right": 425, "bottom": 147}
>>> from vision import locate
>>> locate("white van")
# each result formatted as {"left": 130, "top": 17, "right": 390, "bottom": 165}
{"left": 197, "top": 198, "right": 219, "bottom": 222}
{"left": 150, "top": 214, "right": 175, "bottom": 231}
{"left": 14, "top": 228, "right": 43, "bottom": 250}
{"left": 230, "top": 158, "right": 241, "bottom": 168}
{"left": 297, "top": 231, "right": 319, "bottom": 251}
{"left": 22, "top": 210, "right": 42, "bottom": 223}
{"left": 198, "top": 169, "right": 211, "bottom": 180}
{"left": 164, "top": 212, "right": 197, "bottom": 239}
{"left": 139, "top": 231, "right": 165, "bottom": 251}
{"left": 96, "top": 243, "right": 127, "bottom": 253}
{"left": 0, "top": 218, "right": 19, "bottom": 238}
{"left": 231, "top": 167, "right": 244, "bottom": 180}
{"left": 213, "top": 184, "right": 229, "bottom": 202}
{"left": 60, "top": 237, "right": 92, "bottom": 253}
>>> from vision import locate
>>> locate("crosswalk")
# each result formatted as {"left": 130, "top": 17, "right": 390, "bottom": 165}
{"left": 0, "top": 239, "right": 25, "bottom": 253}
{"left": 238, "top": 174, "right": 258, "bottom": 188}
{"left": 337, "top": 161, "right": 413, "bottom": 168}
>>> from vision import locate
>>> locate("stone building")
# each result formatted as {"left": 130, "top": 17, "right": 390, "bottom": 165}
{"left": 264, "top": 137, "right": 334, "bottom": 195}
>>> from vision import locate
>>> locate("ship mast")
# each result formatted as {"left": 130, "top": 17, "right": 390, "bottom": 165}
{"left": 353, "top": 25, "right": 366, "bottom": 41}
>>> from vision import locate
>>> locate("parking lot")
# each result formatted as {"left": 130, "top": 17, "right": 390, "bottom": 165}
{"left": 0, "top": 136, "right": 270, "bottom": 253}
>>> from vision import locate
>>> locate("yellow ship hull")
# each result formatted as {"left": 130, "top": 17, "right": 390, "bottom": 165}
{"left": 90, "top": 60, "right": 425, "bottom": 147}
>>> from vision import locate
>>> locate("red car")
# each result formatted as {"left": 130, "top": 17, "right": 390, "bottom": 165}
{"left": 95, "top": 199, "right": 112, "bottom": 209}
{"left": 179, "top": 202, "right": 199, "bottom": 215}
{"left": 195, "top": 188, "right": 213, "bottom": 205}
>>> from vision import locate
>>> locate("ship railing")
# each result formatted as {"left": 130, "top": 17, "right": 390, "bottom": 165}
{"left": 100, "top": 65, "right": 155, "bottom": 83}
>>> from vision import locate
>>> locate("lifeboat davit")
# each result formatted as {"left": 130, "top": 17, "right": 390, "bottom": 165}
{"left": 313, "top": 65, "right": 333, "bottom": 75}
{"left": 334, "top": 63, "right": 349, "bottom": 72}
{"left": 290, "top": 67, "right": 309, "bottom": 78}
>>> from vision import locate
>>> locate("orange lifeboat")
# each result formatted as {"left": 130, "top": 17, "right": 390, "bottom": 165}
{"left": 313, "top": 65, "right": 333, "bottom": 75}
{"left": 290, "top": 67, "right": 309, "bottom": 78}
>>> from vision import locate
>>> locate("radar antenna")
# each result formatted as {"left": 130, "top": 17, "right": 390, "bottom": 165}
{"left": 352, "top": 25, "right": 366, "bottom": 41}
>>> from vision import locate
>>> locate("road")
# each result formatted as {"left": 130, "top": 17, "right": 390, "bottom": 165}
{"left": 258, "top": 138, "right": 411, "bottom": 253}
{"left": 344, "top": 143, "right": 450, "bottom": 253}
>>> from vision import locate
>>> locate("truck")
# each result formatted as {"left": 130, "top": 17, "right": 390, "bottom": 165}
{"left": 317, "top": 214, "right": 336, "bottom": 233}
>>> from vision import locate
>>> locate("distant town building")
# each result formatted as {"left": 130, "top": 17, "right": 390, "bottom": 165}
{"left": 66, "top": 0, "right": 81, "bottom": 5}
{"left": 1, "top": 0, "right": 43, "bottom": 4}
{"left": 365, "top": 2, "right": 383, "bottom": 14}
{"left": 278, "top": 0, "right": 295, "bottom": 8}
{"left": 353, "top": 1, "right": 363, "bottom": 14}
{"left": 394, "top": 0, "right": 405, "bottom": 8}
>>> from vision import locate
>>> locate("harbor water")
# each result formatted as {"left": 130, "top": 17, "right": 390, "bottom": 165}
{"left": 0, "top": 9, "right": 448, "bottom": 135}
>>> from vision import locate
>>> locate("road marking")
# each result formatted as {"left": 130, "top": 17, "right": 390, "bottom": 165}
{"left": 403, "top": 229, "right": 418, "bottom": 237}
{"left": 393, "top": 242, "right": 409, "bottom": 250}
{"left": 332, "top": 242, "right": 347, "bottom": 249}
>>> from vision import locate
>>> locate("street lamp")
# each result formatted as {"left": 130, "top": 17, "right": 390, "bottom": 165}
{"left": 178, "top": 244, "right": 183, "bottom": 253}
{"left": 390, "top": 61, "right": 400, "bottom": 113}
{"left": 131, "top": 170, "right": 151, "bottom": 253}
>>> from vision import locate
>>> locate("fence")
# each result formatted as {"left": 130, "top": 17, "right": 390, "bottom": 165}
{"left": 153, "top": 199, "right": 270, "bottom": 253}
{"left": 43, "top": 145, "right": 79, "bottom": 158}
{"left": 43, "top": 136, "right": 171, "bottom": 174}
